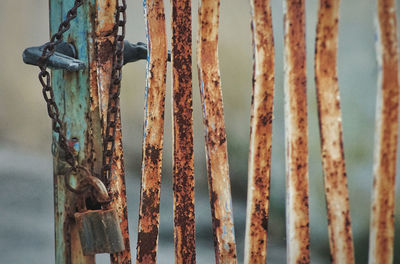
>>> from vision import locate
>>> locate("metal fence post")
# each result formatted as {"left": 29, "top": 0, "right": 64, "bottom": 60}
{"left": 95, "top": 1, "right": 132, "bottom": 263}
{"left": 369, "top": 0, "right": 399, "bottom": 263}
{"left": 50, "top": 0, "right": 97, "bottom": 263}
{"left": 171, "top": 0, "right": 197, "bottom": 262}
{"left": 244, "top": 0, "right": 275, "bottom": 263}
{"left": 136, "top": 0, "right": 168, "bottom": 263}
{"left": 283, "top": 1, "right": 310, "bottom": 263}
{"left": 314, "top": 0, "right": 355, "bottom": 263}
{"left": 197, "top": 0, "right": 237, "bottom": 262}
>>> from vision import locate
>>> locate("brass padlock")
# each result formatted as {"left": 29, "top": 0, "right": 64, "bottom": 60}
{"left": 73, "top": 175, "right": 125, "bottom": 256}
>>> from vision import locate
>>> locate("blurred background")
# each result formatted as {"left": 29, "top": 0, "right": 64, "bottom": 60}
{"left": 1, "top": 0, "right": 400, "bottom": 263}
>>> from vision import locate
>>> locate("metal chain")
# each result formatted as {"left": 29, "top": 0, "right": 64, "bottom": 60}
{"left": 101, "top": 0, "right": 127, "bottom": 186}
{"left": 38, "top": 0, "right": 83, "bottom": 171}
{"left": 37, "top": 0, "right": 127, "bottom": 194}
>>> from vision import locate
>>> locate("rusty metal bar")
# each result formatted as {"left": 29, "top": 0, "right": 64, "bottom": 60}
{"left": 135, "top": 0, "right": 168, "bottom": 263}
{"left": 50, "top": 0, "right": 96, "bottom": 263}
{"left": 197, "top": 0, "right": 237, "bottom": 263}
{"left": 283, "top": 1, "right": 310, "bottom": 263}
{"left": 95, "top": 0, "right": 131, "bottom": 263}
{"left": 368, "top": 0, "right": 400, "bottom": 263}
{"left": 243, "top": 0, "right": 274, "bottom": 263}
{"left": 171, "top": 0, "right": 196, "bottom": 263}
{"left": 314, "top": 0, "right": 355, "bottom": 263}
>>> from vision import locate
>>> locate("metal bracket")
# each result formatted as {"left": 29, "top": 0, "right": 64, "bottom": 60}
{"left": 23, "top": 41, "right": 85, "bottom": 71}
{"left": 23, "top": 40, "right": 171, "bottom": 71}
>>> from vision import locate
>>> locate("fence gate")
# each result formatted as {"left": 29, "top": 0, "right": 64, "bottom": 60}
{"left": 23, "top": 0, "right": 399, "bottom": 263}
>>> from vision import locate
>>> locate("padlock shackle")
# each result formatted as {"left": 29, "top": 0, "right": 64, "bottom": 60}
{"left": 64, "top": 166, "right": 110, "bottom": 204}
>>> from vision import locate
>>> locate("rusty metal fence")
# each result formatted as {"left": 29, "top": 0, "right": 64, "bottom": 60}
{"left": 33, "top": 0, "right": 399, "bottom": 263}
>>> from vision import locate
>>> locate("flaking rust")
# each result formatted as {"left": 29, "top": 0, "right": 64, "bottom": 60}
{"left": 244, "top": 0, "right": 275, "bottom": 263}
{"left": 283, "top": 1, "right": 310, "bottom": 263}
{"left": 95, "top": 0, "right": 131, "bottom": 263}
{"left": 369, "top": 0, "right": 399, "bottom": 263}
{"left": 197, "top": 1, "right": 237, "bottom": 263}
{"left": 136, "top": 0, "right": 168, "bottom": 263}
{"left": 171, "top": 0, "right": 196, "bottom": 263}
{"left": 314, "top": 0, "right": 355, "bottom": 263}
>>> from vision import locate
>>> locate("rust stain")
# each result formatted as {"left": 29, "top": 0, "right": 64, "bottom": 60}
{"left": 136, "top": 0, "right": 168, "bottom": 263}
{"left": 314, "top": 0, "right": 355, "bottom": 263}
{"left": 95, "top": 0, "right": 131, "bottom": 263}
{"left": 244, "top": 0, "right": 274, "bottom": 263}
{"left": 172, "top": 0, "right": 196, "bottom": 263}
{"left": 197, "top": 1, "right": 237, "bottom": 263}
{"left": 369, "top": 0, "right": 399, "bottom": 263}
{"left": 283, "top": 1, "right": 310, "bottom": 263}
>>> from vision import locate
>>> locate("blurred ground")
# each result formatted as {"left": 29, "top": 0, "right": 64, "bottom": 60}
{"left": 1, "top": 0, "right": 400, "bottom": 263}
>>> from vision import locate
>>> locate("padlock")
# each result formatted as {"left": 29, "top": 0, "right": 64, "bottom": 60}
{"left": 75, "top": 208, "right": 125, "bottom": 255}
{"left": 73, "top": 175, "right": 125, "bottom": 256}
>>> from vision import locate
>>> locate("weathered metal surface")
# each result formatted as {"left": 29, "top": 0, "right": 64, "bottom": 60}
{"left": 368, "top": 0, "right": 399, "bottom": 263}
{"left": 314, "top": 0, "right": 355, "bottom": 263}
{"left": 171, "top": 0, "right": 196, "bottom": 263}
{"left": 75, "top": 209, "right": 125, "bottom": 255}
{"left": 243, "top": 0, "right": 274, "bottom": 263}
{"left": 283, "top": 1, "right": 310, "bottom": 263}
{"left": 136, "top": 0, "right": 168, "bottom": 263}
{"left": 94, "top": 0, "right": 132, "bottom": 263}
{"left": 50, "top": 0, "right": 96, "bottom": 263}
{"left": 197, "top": 1, "right": 237, "bottom": 263}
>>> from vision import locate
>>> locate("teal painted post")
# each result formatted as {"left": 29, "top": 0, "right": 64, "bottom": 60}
{"left": 49, "top": 0, "right": 99, "bottom": 263}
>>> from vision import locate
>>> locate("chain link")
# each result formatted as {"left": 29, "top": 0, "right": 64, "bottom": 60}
{"left": 101, "top": 0, "right": 127, "bottom": 186}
